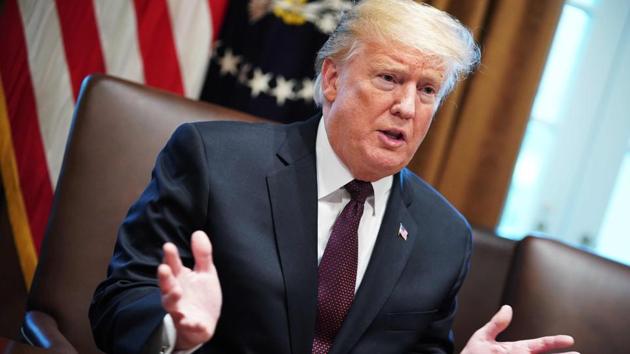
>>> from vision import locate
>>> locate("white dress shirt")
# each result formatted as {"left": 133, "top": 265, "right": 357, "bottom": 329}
{"left": 315, "top": 119, "right": 392, "bottom": 291}
{"left": 162, "top": 118, "right": 393, "bottom": 353}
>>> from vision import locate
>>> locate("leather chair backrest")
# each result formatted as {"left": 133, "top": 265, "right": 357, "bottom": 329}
{"left": 25, "top": 74, "right": 266, "bottom": 353}
{"left": 501, "top": 236, "right": 630, "bottom": 353}
{"left": 452, "top": 228, "right": 517, "bottom": 351}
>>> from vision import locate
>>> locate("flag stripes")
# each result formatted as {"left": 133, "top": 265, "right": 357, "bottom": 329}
{"left": 0, "top": 0, "right": 220, "bottom": 287}
{"left": 19, "top": 0, "right": 75, "bottom": 190}
{"left": 167, "top": 0, "right": 212, "bottom": 97}
{"left": 93, "top": 0, "right": 145, "bottom": 82}
{"left": 0, "top": 0, "right": 50, "bottom": 289}
{"left": 208, "top": 0, "right": 228, "bottom": 43}
{"left": 134, "top": 0, "right": 185, "bottom": 95}
{"left": 55, "top": 0, "right": 106, "bottom": 100}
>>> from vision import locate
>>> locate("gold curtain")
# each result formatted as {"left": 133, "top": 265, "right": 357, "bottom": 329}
{"left": 408, "top": 0, "right": 564, "bottom": 229}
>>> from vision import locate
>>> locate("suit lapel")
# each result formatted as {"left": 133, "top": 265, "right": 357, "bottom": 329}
{"left": 330, "top": 172, "right": 420, "bottom": 354}
{"left": 266, "top": 117, "right": 319, "bottom": 354}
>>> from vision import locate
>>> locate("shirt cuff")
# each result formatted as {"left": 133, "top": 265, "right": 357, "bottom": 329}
{"left": 161, "top": 314, "right": 204, "bottom": 354}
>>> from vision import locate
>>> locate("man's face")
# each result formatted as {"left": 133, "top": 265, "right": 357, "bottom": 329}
{"left": 321, "top": 41, "right": 446, "bottom": 181}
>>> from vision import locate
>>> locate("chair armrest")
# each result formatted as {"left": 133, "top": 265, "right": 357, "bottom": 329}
{"left": 21, "top": 311, "right": 78, "bottom": 354}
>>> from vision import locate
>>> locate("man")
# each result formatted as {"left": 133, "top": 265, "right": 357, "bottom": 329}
{"left": 90, "top": 1, "right": 577, "bottom": 353}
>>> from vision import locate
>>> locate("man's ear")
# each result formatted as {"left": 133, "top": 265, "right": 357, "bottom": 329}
{"left": 321, "top": 58, "right": 339, "bottom": 102}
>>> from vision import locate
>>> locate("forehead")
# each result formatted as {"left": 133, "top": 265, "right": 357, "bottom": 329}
{"left": 345, "top": 41, "right": 447, "bottom": 78}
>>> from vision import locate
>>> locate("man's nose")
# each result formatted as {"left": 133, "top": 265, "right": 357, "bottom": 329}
{"left": 391, "top": 85, "right": 415, "bottom": 119}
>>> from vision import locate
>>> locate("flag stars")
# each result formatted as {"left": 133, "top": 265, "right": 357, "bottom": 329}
{"left": 317, "top": 13, "right": 338, "bottom": 34}
{"left": 213, "top": 45, "right": 317, "bottom": 105}
{"left": 238, "top": 63, "right": 252, "bottom": 84}
{"left": 271, "top": 76, "right": 295, "bottom": 105}
{"left": 218, "top": 49, "right": 241, "bottom": 76}
{"left": 248, "top": 68, "right": 272, "bottom": 97}
{"left": 297, "top": 78, "right": 314, "bottom": 102}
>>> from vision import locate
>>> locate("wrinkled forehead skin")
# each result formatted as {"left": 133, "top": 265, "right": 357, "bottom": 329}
{"left": 341, "top": 37, "right": 453, "bottom": 98}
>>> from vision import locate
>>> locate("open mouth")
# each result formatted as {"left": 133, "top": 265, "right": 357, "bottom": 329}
{"left": 379, "top": 129, "right": 405, "bottom": 142}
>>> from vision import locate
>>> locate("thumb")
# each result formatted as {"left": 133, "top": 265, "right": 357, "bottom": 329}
{"left": 479, "top": 305, "right": 513, "bottom": 340}
{"left": 192, "top": 230, "right": 213, "bottom": 272}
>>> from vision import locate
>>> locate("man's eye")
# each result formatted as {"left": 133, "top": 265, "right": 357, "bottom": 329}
{"left": 380, "top": 74, "right": 395, "bottom": 82}
{"left": 421, "top": 86, "right": 436, "bottom": 95}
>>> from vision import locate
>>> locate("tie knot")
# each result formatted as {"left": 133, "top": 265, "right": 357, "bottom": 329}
{"left": 344, "top": 180, "right": 373, "bottom": 203}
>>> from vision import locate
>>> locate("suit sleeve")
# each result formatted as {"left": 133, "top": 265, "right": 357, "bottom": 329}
{"left": 89, "top": 123, "right": 211, "bottom": 354}
{"left": 411, "top": 224, "right": 473, "bottom": 354}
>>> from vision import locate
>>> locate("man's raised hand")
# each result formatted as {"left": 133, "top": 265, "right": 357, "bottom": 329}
{"left": 461, "top": 305, "right": 578, "bottom": 354}
{"left": 158, "top": 230, "right": 222, "bottom": 350}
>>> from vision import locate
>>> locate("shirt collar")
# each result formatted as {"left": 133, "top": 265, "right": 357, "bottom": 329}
{"left": 315, "top": 118, "right": 393, "bottom": 215}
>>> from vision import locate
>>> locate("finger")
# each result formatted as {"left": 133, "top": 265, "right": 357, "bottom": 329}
{"left": 191, "top": 230, "right": 213, "bottom": 272}
{"left": 158, "top": 264, "right": 177, "bottom": 293}
{"left": 523, "top": 335, "right": 575, "bottom": 353}
{"left": 163, "top": 242, "right": 184, "bottom": 276}
{"left": 160, "top": 278, "right": 184, "bottom": 322}
{"left": 161, "top": 286, "right": 183, "bottom": 314}
{"left": 479, "top": 305, "right": 513, "bottom": 340}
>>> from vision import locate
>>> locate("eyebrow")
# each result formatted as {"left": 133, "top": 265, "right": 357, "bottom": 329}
{"left": 369, "top": 57, "right": 407, "bottom": 72}
{"left": 369, "top": 57, "right": 445, "bottom": 87}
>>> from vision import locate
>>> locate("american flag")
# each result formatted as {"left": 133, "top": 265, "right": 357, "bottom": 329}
{"left": 0, "top": 0, "right": 227, "bottom": 288}
{"left": 398, "top": 223, "right": 408, "bottom": 241}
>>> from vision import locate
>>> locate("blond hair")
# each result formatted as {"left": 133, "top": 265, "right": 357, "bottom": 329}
{"left": 312, "top": 0, "right": 480, "bottom": 106}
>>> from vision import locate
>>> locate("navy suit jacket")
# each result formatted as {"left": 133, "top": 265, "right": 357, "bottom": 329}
{"left": 90, "top": 116, "right": 472, "bottom": 354}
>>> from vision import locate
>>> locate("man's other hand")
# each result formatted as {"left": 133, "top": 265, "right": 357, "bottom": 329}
{"left": 158, "top": 231, "right": 222, "bottom": 350}
{"left": 461, "top": 305, "right": 578, "bottom": 354}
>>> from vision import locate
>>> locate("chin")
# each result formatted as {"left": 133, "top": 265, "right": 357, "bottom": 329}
{"left": 361, "top": 161, "right": 406, "bottom": 181}
{"left": 349, "top": 149, "right": 408, "bottom": 181}
{"left": 373, "top": 153, "right": 407, "bottom": 174}
{"left": 379, "top": 164, "right": 405, "bottom": 177}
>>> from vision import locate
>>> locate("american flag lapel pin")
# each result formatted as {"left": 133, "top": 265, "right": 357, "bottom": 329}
{"left": 398, "top": 223, "right": 408, "bottom": 241}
